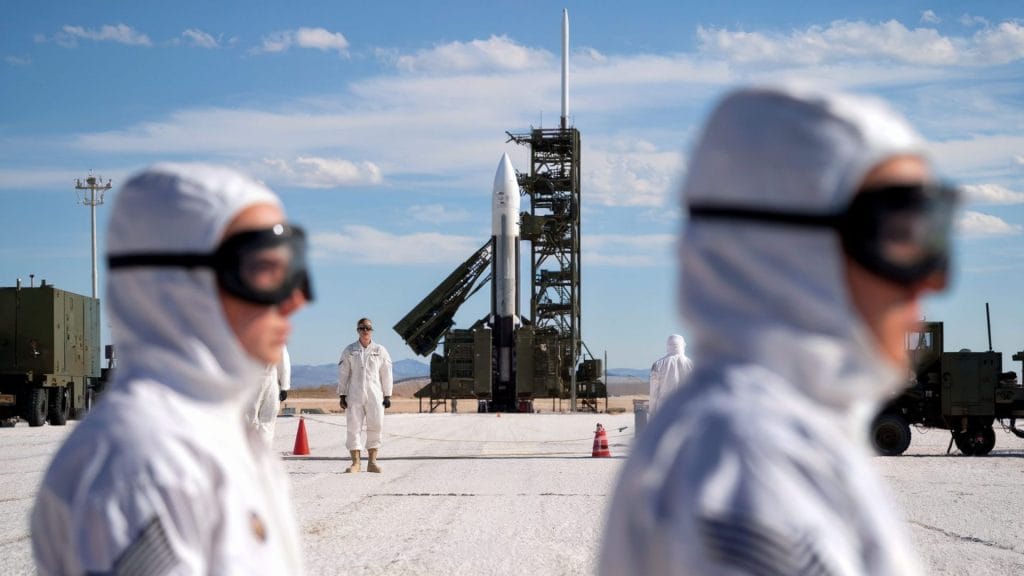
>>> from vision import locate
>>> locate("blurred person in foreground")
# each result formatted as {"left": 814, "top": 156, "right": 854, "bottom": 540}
{"left": 249, "top": 344, "right": 292, "bottom": 446}
{"left": 600, "top": 84, "right": 958, "bottom": 575}
{"left": 648, "top": 334, "right": 694, "bottom": 414}
{"left": 32, "top": 163, "right": 312, "bottom": 575}
{"left": 338, "top": 318, "right": 393, "bottom": 473}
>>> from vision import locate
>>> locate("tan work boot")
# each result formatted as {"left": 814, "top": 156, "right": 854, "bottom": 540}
{"left": 345, "top": 450, "right": 361, "bottom": 473}
{"left": 367, "top": 448, "right": 382, "bottom": 473}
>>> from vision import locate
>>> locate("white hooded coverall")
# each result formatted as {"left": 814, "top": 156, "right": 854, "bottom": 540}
{"left": 600, "top": 85, "right": 925, "bottom": 575}
{"left": 649, "top": 334, "right": 693, "bottom": 414}
{"left": 31, "top": 164, "right": 304, "bottom": 575}
{"left": 337, "top": 341, "right": 393, "bottom": 451}
{"left": 248, "top": 345, "right": 291, "bottom": 446}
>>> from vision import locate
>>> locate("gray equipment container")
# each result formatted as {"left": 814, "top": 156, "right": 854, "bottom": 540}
{"left": 633, "top": 399, "right": 650, "bottom": 437}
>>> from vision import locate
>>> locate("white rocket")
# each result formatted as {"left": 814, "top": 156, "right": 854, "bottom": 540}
{"left": 492, "top": 153, "right": 520, "bottom": 321}
{"left": 491, "top": 153, "right": 520, "bottom": 395}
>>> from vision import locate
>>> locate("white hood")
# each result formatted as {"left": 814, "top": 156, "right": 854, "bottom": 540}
{"left": 105, "top": 163, "right": 281, "bottom": 404}
{"left": 665, "top": 334, "right": 686, "bottom": 357}
{"left": 679, "top": 84, "right": 928, "bottom": 422}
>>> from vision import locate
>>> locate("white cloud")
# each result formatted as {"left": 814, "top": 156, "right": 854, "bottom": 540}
{"left": 962, "top": 183, "right": 1024, "bottom": 204}
{"left": 256, "top": 33, "right": 289, "bottom": 53}
{"left": 408, "top": 204, "right": 471, "bottom": 224}
{"left": 960, "top": 14, "right": 989, "bottom": 28}
{"left": 4, "top": 55, "right": 30, "bottom": 66}
{"left": 56, "top": 24, "right": 152, "bottom": 47}
{"left": 957, "top": 210, "right": 1022, "bottom": 236}
{"left": 697, "top": 19, "right": 1024, "bottom": 67}
{"left": 585, "top": 142, "right": 685, "bottom": 207}
{"left": 312, "top": 226, "right": 480, "bottom": 264}
{"left": 583, "top": 233, "right": 676, "bottom": 266}
{"left": 928, "top": 134, "right": 1024, "bottom": 175}
{"left": 296, "top": 28, "right": 349, "bottom": 52}
{"left": 254, "top": 27, "right": 348, "bottom": 55}
{"left": 310, "top": 226, "right": 675, "bottom": 268}
{"left": 395, "top": 35, "right": 551, "bottom": 72}
{"left": 182, "top": 29, "right": 218, "bottom": 49}
{"left": 0, "top": 167, "right": 121, "bottom": 190}
{"left": 1015, "top": 155, "right": 1024, "bottom": 166}
{"left": 921, "top": 10, "right": 940, "bottom": 25}
{"left": 260, "top": 156, "right": 381, "bottom": 188}
{"left": 54, "top": 21, "right": 1024, "bottom": 197}
{"left": 968, "top": 22, "right": 1024, "bottom": 65}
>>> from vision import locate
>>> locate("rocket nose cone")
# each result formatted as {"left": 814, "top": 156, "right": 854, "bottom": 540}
{"left": 493, "top": 153, "right": 516, "bottom": 194}
{"left": 494, "top": 153, "right": 512, "bottom": 185}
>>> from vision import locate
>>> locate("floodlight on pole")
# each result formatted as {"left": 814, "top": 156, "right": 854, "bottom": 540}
{"left": 75, "top": 173, "right": 112, "bottom": 299}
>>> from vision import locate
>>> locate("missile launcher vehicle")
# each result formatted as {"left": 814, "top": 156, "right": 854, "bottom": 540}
{"left": 871, "top": 319, "right": 1024, "bottom": 456}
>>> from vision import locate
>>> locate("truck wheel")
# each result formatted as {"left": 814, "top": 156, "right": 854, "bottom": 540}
{"left": 871, "top": 414, "right": 911, "bottom": 456}
{"left": 976, "top": 427, "right": 996, "bottom": 456}
{"left": 953, "top": 427, "right": 996, "bottom": 456}
{"left": 48, "top": 387, "right": 69, "bottom": 426}
{"left": 26, "top": 387, "right": 48, "bottom": 427}
{"left": 953, "top": 431, "right": 975, "bottom": 455}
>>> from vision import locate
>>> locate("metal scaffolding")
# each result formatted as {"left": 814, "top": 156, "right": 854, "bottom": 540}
{"left": 509, "top": 126, "right": 600, "bottom": 411}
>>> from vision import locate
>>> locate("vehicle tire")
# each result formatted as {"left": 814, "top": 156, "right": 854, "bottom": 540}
{"left": 976, "top": 426, "right": 996, "bottom": 456}
{"left": 26, "top": 387, "right": 48, "bottom": 427}
{"left": 48, "top": 387, "right": 69, "bottom": 426}
{"left": 871, "top": 413, "right": 912, "bottom": 456}
{"left": 953, "top": 431, "right": 975, "bottom": 455}
{"left": 953, "top": 427, "right": 996, "bottom": 456}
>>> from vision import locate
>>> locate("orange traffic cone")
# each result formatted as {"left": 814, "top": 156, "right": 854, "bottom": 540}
{"left": 293, "top": 417, "right": 310, "bottom": 456}
{"left": 592, "top": 423, "right": 611, "bottom": 457}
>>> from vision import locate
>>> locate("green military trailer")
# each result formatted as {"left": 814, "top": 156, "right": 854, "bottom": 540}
{"left": 0, "top": 282, "right": 103, "bottom": 426}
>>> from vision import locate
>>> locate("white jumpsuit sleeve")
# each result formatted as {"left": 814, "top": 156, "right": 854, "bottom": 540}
{"left": 337, "top": 347, "right": 351, "bottom": 397}
{"left": 649, "top": 360, "right": 663, "bottom": 413}
{"left": 278, "top": 347, "right": 291, "bottom": 392}
{"left": 380, "top": 346, "right": 393, "bottom": 397}
{"left": 32, "top": 458, "right": 221, "bottom": 575}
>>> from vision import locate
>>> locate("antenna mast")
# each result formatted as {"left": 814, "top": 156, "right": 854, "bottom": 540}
{"left": 560, "top": 9, "right": 569, "bottom": 130}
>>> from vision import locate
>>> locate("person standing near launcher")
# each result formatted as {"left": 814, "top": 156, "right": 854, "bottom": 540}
{"left": 249, "top": 345, "right": 291, "bottom": 447}
{"left": 648, "top": 334, "right": 693, "bottom": 414}
{"left": 338, "top": 318, "right": 393, "bottom": 473}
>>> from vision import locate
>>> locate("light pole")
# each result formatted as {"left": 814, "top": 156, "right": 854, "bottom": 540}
{"left": 75, "top": 174, "right": 112, "bottom": 299}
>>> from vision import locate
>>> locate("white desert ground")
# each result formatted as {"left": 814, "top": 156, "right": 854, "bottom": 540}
{"left": 3, "top": 405, "right": 1024, "bottom": 575}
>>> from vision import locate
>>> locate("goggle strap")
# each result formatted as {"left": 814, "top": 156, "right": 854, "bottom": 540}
{"left": 109, "top": 253, "right": 216, "bottom": 269}
{"left": 688, "top": 205, "right": 842, "bottom": 228}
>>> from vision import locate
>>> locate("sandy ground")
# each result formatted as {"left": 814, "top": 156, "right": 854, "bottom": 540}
{"left": 3, "top": 412, "right": 1024, "bottom": 575}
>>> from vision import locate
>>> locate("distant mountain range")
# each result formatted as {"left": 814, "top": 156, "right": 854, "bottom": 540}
{"left": 289, "top": 360, "right": 648, "bottom": 389}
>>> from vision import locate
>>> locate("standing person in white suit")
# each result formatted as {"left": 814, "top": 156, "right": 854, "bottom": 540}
{"left": 31, "top": 163, "right": 311, "bottom": 575}
{"left": 338, "top": 318, "right": 393, "bottom": 473}
{"left": 249, "top": 345, "right": 292, "bottom": 446}
{"left": 600, "top": 85, "right": 959, "bottom": 575}
{"left": 648, "top": 334, "right": 693, "bottom": 414}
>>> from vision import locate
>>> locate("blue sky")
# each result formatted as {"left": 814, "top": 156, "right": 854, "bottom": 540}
{"left": 3, "top": 1, "right": 1024, "bottom": 368}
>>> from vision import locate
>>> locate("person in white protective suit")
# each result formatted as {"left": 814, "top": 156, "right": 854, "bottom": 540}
{"left": 337, "top": 318, "right": 393, "bottom": 473}
{"left": 648, "top": 334, "right": 693, "bottom": 414}
{"left": 248, "top": 345, "right": 292, "bottom": 446}
{"left": 600, "top": 84, "right": 959, "bottom": 575}
{"left": 32, "top": 163, "right": 312, "bottom": 575}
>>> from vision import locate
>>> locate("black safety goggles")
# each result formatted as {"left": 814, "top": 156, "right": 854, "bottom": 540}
{"left": 688, "top": 182, "right": 960, "bottom": 286}
{"left": 109, "top": 224, "right": 314, "bottom": 305}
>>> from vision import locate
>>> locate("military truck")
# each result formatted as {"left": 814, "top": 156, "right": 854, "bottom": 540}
{"left": 871, "top": 319, "right": 1024, "bottom": 456}
{"left": 0, "top": 281, "right": 106, "bottom": 426}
